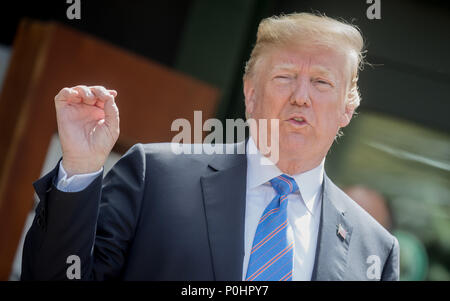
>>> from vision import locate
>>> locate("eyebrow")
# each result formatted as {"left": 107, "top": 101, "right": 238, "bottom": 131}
{"left": 272, "top": 63, "right": 297, "bottom": 72}
{"left": 272, "top": 63, "right": 336, "bottom": 78}
{"left": 311, "top": 66, "right": 336, "bottom": 79}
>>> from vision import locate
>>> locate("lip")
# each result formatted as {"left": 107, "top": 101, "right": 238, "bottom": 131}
{"left": 285, "top": 113, "right": 309, "bottom": 127}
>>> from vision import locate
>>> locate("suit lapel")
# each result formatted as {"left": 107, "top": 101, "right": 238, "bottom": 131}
{"left": 200, "top": 142, "right": 247, "bottom": 281}
{"left": 311, "top": 174, "right": 353, "bottom": 280}
{"left": 200, "top": 143, "right": 353, "bottom": 281}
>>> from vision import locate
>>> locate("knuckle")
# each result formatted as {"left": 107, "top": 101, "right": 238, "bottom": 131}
{"left": 73, "top": 85, "right": 87, "bottom": 92}
{"left": 91, "top": 85, "right": 102, "bottom": 91}
{"left": 92, "top": 86, "right": 108, "bottom": 98}
{"left": 55, "top": 88, "right": 70, "bottom": 101}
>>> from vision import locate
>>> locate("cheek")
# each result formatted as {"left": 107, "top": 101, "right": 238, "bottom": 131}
{"left": 271, "top": 82, "right": 297, "bottom": 104}
{"left": 256, "top": 85, "right": 291, "bottom": 117}
{"left": 312, "top": 96, "right": 343, "bottom": 130}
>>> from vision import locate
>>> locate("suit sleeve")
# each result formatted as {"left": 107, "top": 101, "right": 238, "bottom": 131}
{"left": 381, "top": 236, "right": 400, "bottom": 281}
{"left": 21, "top": 143, "right": 147, "bottom": 280}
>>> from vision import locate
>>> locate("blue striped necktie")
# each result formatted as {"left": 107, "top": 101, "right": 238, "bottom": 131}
{"left": 245, "top": 174, "right": 298, "bottom": 281}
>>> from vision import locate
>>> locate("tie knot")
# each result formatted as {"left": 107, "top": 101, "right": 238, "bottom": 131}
{"left": 270, "top": 174, "right": 298, "bottom": 195}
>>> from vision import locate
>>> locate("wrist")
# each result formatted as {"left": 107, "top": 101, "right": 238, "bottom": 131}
{"left": 62, "top": 158, "right": 103, "bottom": 178}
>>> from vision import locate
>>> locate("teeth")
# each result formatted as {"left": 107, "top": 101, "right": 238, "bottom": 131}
{"left": 293, "top": 117, "right": 304, "bottom": 122}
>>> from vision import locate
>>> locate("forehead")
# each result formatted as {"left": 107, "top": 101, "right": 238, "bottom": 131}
{"left": 261, "top": 44, "right": 351, "bottom": 80}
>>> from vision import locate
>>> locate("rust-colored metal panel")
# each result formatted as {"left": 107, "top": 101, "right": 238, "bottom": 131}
{"left": 0, "top": 19, "right": 219, "bottom": 279}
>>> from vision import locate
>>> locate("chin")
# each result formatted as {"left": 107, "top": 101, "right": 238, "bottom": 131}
{"left": 280, "top": 135, "right": 310, "bottom": 155}
{"left": 282, "top": 131, "right": 308, "bottom": 144}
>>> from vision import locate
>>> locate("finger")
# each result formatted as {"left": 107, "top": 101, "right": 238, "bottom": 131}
{"left": 55, "top": 87, "right": 70, "bottom": 102}
{"left": 55, "top": 87, "right": 81, "bottom": 104}
{"left": 90, "top": 86, "right": 112, "bottom": 102}
{"left": 95, "top": 99, "right": 105, "bottom": 109}
{"left": 73, "top": 85, "right": 96, "bottom": 105}
{"left": 66, "top": 88, "right": 82, "bottom": 104}
{"left": 108, "top": 89, "right": 118, "bottom": 97}
{"left": 104, "top": 97, "right": 120, "bottom": 134}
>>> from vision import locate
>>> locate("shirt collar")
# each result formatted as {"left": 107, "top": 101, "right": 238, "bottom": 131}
{"left": 246, "top": 136, "right": 325, "bottom": 215}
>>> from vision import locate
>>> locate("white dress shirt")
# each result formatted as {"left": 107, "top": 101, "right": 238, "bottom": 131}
{"left": 243, "top": 137, "right": 324, "bottom": 281}
{"left": 57, "top": 163, "right": 102, "bottom": 192}
{"left": 57, "top": 138, "right": 325, "bottom": 281}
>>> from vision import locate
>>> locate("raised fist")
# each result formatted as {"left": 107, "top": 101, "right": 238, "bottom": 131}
{"left": 54, "top": 85, "right": 119, "bottom": 177}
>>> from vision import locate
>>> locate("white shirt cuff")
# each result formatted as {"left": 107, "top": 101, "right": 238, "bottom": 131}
{"left": 56, "top": 161, "right": 103, "bottom": 192}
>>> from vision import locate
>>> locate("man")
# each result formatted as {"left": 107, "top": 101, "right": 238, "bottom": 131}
{"left": 21, "top": 13, "right": 399, "bottom": 281}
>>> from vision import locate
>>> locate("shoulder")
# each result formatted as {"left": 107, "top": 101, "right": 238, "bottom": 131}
{"left": 324, "top": 175, "right": 396, "bottom": 254}
{"left": 124, "top": 142, "right": 213, "bottom": 161}
{"left": 122, "top": 142, "right": 246, "bottom": 174}
{"left": 324, "top": 175, "right": 399, "bottom": 280}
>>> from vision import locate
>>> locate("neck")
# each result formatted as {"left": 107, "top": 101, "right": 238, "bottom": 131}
{"left": 274, "top": 155, "right": 324, "bottom": 175}
{"left": 248, "top": 134, "right": 325, "bottom": 175}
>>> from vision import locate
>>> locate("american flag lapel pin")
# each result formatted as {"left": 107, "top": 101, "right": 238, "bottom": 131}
{"left": 337, "top": 224, "right": 347, "bottom": 241}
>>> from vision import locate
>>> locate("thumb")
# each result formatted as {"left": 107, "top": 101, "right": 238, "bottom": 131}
{"left": 104, "top": 96, "right": 120, "bottom": 134}
{"left": 108, "top": 89, "right": 118, "bottom": 97}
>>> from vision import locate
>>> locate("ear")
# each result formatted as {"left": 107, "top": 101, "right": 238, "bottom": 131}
{"left": 339, "top": 103, "right": 355, "bottom": 128}
{"left": 243, "top": 77, "right": 256, "bottom": 118}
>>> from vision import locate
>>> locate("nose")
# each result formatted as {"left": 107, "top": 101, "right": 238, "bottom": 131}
{"left": 290, "top": 77, "right": 311, "bottom": 107}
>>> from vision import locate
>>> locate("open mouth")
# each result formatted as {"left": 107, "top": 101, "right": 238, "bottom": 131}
{"left": 288, "top": 117, "right": 308, "bottom": 127}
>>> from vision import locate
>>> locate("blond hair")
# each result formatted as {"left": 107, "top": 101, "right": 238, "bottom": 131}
{"left": 244, "top": 12, "right": 365, "bottom": 109}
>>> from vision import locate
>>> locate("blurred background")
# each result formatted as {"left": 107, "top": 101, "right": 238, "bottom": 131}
{"left": 0, "top": 0, "right": 448, "bottom": 280}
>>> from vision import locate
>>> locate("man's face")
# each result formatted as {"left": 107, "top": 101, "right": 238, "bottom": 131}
{"left": 245, "top": 43, "right": 355, "bottom": 169}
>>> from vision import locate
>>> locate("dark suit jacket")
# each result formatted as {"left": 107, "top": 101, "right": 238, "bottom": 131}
{"left": 21, "top": 142, "right": 399, "bottom": 280}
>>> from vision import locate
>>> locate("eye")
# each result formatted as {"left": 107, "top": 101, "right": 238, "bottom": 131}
{"left": 273, "top": 75, "right": 293, "bottom": 82}
{"left": 313, "top": 78, "right": 334, "bottom": 88}
{"left": 315, "top": 79, "right": 330, "bottom": 85}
